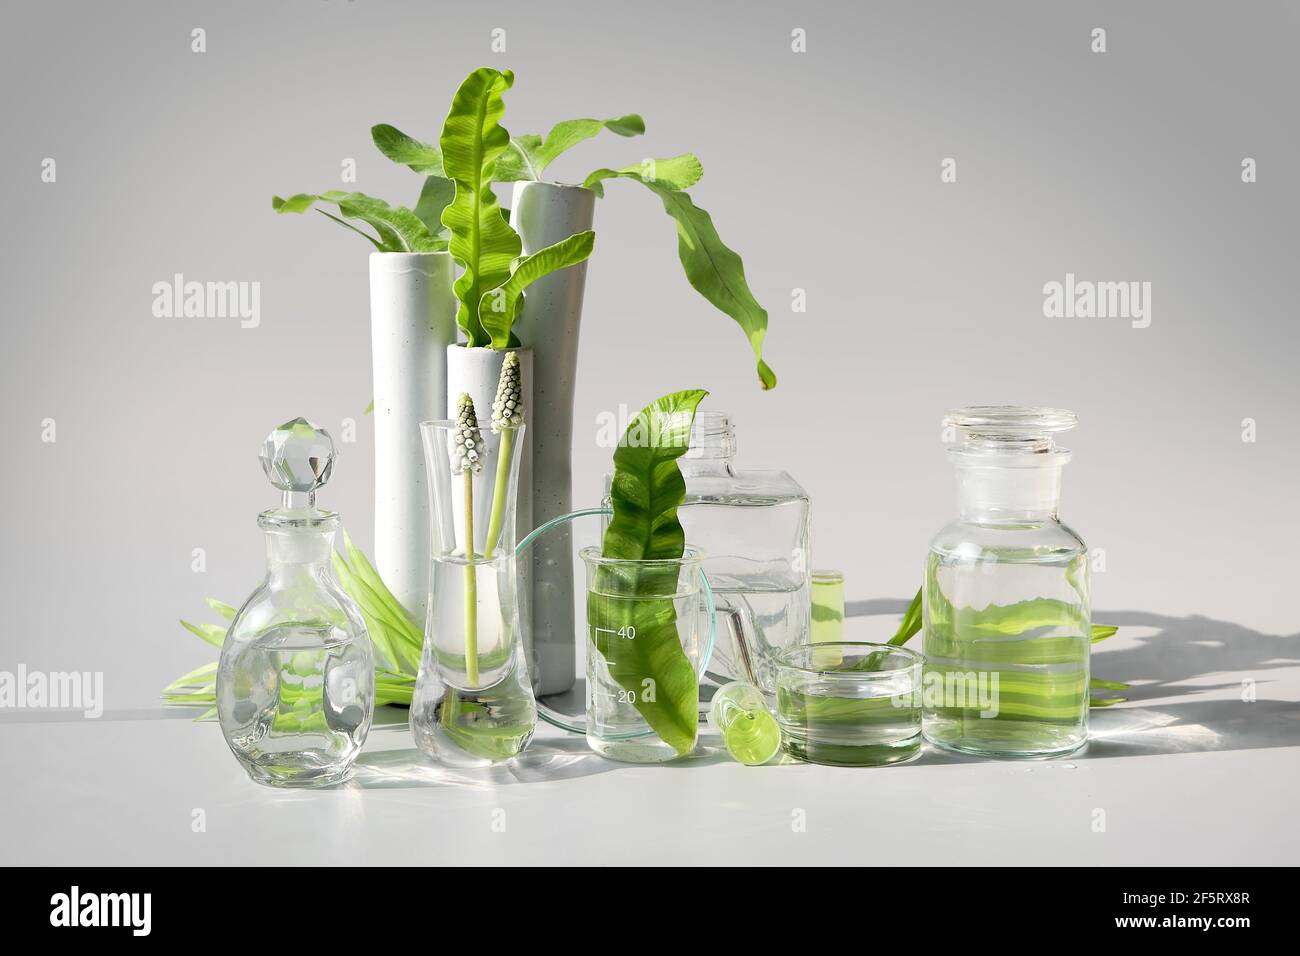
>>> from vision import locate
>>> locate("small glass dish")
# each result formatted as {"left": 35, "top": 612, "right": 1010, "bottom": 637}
{"left": 775, "top": 642, "right": 923, "bottom": 767}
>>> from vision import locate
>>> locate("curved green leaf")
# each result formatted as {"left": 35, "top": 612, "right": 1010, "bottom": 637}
{"left": 371, "top": 124, "right": 444, "bottom": 175}
{"left": 479, "top": 230, "right": 595, "bottom": 348}
{"left": 592, "top": 389, "right": 708, "bottom": 756}
{"left": 272, "top": 191, "right": 444, "bottom": 252}
{"left": 335, "top": 194, "right": 445, "bottom": 252}
{"left": 180, "top": 619, "right": 226, "bottom": 649}
{"left": 439, "top": 68, "right": 522, "bottom": 345}
{"left": 164, "top": 661, "right": 218, "bottom": 691}
{"left": 581, "top": 160, "right": 775, "bottom": 389}
{"left": 495, "top": 136, "right": 543, "bottom": 182}
{"left": 527, "top": 115, "right": 646, "bottom": 176}
{"left": 205, "top": 598, "right": 238, "bottom": 622}
{"left": 888, "top": 589, "right": 923, "bottom": 645}
{"left": 583, "top": 153, "right": 703, "bottom": 196}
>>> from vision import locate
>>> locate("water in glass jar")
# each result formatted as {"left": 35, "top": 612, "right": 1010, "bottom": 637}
{"left": 923, "top": 546, "right": 1089, "bottom": 758}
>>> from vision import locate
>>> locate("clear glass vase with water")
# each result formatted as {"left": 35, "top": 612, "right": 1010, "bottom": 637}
{"left": 410, "top": 411, "right": 537, "bottom": 766}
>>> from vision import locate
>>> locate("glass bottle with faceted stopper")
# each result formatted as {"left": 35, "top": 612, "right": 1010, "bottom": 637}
{"left": 606, "top": 412, "right": 812, "bottom": 695}
{"left": 217, "top": 418, "right": 374, "bottom": 787}
{"left": 923, "top": 407, "right": 1090, "bottom": 759}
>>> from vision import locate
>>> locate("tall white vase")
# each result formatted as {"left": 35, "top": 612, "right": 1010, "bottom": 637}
{"left": 369, "top": 252, "right": 456, "bottom": 630}
{"left": 511, "top": 181, "right": 597, "bottom": 695}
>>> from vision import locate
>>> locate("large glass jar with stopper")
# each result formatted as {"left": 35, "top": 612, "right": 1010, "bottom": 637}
{"left": 216, "top": 418, "right": 374, "bottom": 787}
{"left": 605, "top": 411, "right": 811, "bottom": 695}
{"left": 923, "top": 406, "right": 1090, "bottom": 759}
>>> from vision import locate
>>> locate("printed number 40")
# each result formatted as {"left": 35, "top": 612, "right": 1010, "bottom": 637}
{"left": 618, "top": 626, "right": 635, "bottom": 640}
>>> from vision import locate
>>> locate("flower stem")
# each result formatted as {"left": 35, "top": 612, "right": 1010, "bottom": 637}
{"left": 463, "top": 467, "right": 479, "bottom": 686}
{"left": 484, "top": 427, "right": 515, "bottom": 558}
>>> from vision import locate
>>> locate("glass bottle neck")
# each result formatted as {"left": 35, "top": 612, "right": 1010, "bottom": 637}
{"left": 681, "top": 413, "right": 737, "bottom": 477}
{"left": 954, "top": 463, "right": 1064, "bottom": 523}
{"left": 264, "top": 528, "right": 335, "bottom": 581}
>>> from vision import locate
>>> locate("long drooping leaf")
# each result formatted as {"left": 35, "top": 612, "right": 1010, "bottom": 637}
{"left": 582, "top": 153, "right": 703, "bottom": 195}
{"left": 272, "top": 191, "right": 445, "bottom": 252}
{"left": 504, "top": 115, "right": 645, "bottom": 179}
{"left": 479, "top": 230, "right": 595, "bottom": 348}
{"left": 593, "top": 389, "right": 708, "bottom": 756}
{"left": 439, "top": 67, "right": 522, "bottom": 345}
{"left": 371, "top": 124, "right": 445, "bottom": 175}
{"left": 582, "top": 160, "right": 775, "bottom": 389}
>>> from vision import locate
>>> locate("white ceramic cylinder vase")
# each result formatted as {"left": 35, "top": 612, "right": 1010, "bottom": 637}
{"left": 510, "top": 181, "right": 597, "bottom": 695}
{"left": 369, "top": 252, "right": 456, "bottom": 630}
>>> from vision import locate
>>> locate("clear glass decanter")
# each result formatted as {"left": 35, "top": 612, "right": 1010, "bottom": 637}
{"left": 217, "top": 418, "right": 375, "bottom": 787}
{"left": 607, "top": 412, "right": 812, "bottom": 695}
{"left": 923, "top": 406, "right": 1090, "bottom": 759}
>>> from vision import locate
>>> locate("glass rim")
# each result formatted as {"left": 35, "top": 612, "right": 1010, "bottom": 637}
{"left": 775, "top": 641, "right": 923, "bottom": 677}
{"left": 419, "top": 418, "right": 522, "bottom": 432}
{"left": 943, "top": 406, "right": 1077, "bottom": 435}
{"left": 578, "top": 545, "right": 705, "bottom": 568}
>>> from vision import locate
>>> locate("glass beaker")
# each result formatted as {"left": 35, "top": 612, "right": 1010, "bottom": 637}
{"left": 923, "top": 406, "right": 1090, "bottom": 759}
{"left": 409, "top": 413, "right": 537, "bottom": 766}
{"left": 775, "top": 642, "right": 923, "bottom": 767}
{"left": 581, "top": 546, "right": 711, "bottom": 763}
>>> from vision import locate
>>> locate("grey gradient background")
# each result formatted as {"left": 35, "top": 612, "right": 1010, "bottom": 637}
{"left": 1, "top": 0, "right": 1297, "bottom": 865}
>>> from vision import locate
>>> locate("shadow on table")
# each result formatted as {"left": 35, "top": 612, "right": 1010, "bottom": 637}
{"left": 848, "top": 599, "right": 1300, "bottom": 764}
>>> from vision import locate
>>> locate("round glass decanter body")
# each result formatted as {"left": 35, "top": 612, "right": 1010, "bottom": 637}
{"left": 217, "top": 510, "right": 374, "bottom": 787}
{"left": 922, "top": 407, "right": 1090, "bottom": 759}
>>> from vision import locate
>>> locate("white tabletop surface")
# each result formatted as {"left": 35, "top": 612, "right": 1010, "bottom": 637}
{"left": 3, "top": 611, "right": 1296, "bottom": 866}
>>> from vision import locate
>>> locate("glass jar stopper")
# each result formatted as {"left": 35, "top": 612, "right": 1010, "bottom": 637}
{"left": 945, "top": 406, "right": 1076, "bottom": 458}
{"left": 260, "top": 417, "right": 335, "bottom": 509}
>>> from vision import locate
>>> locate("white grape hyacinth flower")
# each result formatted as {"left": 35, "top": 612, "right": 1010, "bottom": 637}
{"left": 491, "top": 352, "right": 524, "bottom": 434}
{"left": 450, "top": 392, "right": 484, "bottom": 475}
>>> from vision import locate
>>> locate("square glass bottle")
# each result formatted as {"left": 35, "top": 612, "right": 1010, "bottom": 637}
{"left": 605, "top": 412, "right": 811, "bottom": 694}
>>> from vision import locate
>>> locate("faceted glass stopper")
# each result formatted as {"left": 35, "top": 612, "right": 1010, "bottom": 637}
{"left": 260, "top": 417, "right": 335, "bottom": 493}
